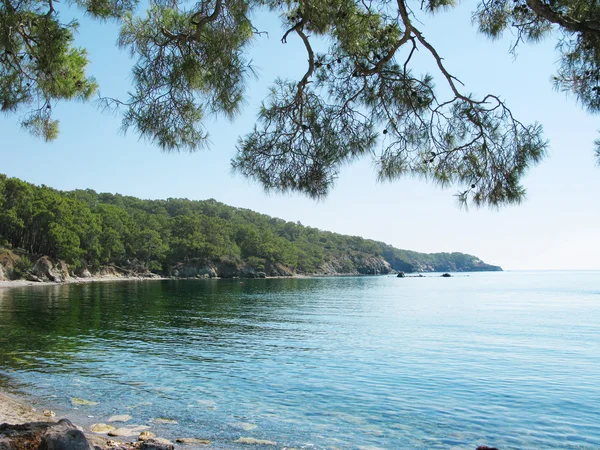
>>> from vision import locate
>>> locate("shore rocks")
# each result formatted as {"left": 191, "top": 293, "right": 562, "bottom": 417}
{"left": 0, "top": 419, "right": 93, "bottom": 450}
{"left": 31, "top": 257, "right": 70, "bottom": 283}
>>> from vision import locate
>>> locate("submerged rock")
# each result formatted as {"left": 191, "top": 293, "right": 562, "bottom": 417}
{"left": 108, "top": 415, "right": 132, "bottom": 423}
{"left": 196, "top": 399, "right": 216, "bottom": 410}
{"left": 71, "top": 397, "right": 98, "bottom": 406}
{"left": 175, "top": 437, "right": 211, "bottom": 445}
{"left": 234, "top": 437, "right": 276, "bottom": 445}
{"left": 230, "top": 422, "right": 257, "bottom": 431}
{"left": 108, "top": 428, "right": 138, "bottom": 437}
{"left": 91, "top": 423, "right": 116, "bottom": 434}
{"left": 151, "top": 418, "right": 177, "bottom": 425}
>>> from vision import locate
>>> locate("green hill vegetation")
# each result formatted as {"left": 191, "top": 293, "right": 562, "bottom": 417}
{"left": 0, "top": 174, "right": 501, "bottom": 279}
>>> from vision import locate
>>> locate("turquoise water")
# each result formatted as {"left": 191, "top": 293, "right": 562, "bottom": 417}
{"left": 0, "top": 272, "right": 599, "bottom": 449}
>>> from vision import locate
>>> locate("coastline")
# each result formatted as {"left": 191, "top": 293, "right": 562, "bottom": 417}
{"left": 0, "top": 275, "right": 171, "bottom": 290}
{"left": 0, "top": 388, "right": 176, "bottom": 449}
{"left": 0, "top": 272, "right": 399, "bottom": 291}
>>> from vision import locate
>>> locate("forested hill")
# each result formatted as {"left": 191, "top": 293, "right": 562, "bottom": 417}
{"left": 0, "top": 174, "right": 501, "bottom": 280}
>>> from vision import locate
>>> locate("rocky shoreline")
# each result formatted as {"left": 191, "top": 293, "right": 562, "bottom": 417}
{"left": 0, "top": 390, "right": 174, "bottom": 449}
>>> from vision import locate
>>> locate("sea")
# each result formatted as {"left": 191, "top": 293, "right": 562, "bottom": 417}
{"left": 0, "top": 271, "right": 599, "bottom": 449}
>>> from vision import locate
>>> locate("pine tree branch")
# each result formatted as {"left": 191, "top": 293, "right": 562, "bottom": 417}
{"left": 524, "top": 0, "right": 600, "bottom": 35}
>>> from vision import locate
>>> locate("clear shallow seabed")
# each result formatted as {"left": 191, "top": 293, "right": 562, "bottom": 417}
{"left": 0, "top": 271, "right": 599, "bottom": 449}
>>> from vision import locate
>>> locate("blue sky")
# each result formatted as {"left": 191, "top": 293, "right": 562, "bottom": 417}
{"left": 1, "top": 1, "right": 599, "bottom": 270}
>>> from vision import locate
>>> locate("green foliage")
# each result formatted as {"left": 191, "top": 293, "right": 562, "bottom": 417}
{"left": 1, "top": 0, "right": 597, "bottom": 206}
{"left": 0, "top": 174, "right": 500, "bottom": 274}
{"left": 13, "top": 254, "right": 32, "bottom": 279}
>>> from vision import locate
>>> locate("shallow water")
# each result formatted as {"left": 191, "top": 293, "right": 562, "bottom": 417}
{"left": 0, "top": 272, "right": 599, "bottom": 449}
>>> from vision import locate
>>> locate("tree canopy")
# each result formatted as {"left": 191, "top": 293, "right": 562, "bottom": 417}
{"left": 1, "top": 0, "right": 598, "bottom": 205}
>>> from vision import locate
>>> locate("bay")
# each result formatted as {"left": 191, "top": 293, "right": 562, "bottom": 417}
{"left": 0, "top": 271, "right": 599, "bottom": 449}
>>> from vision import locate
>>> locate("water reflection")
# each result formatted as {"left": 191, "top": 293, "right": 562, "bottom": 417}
{"left": 1, "top": 274, "right": 599, "bottom": 449}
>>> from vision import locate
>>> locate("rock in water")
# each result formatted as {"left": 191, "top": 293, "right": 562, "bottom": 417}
{"left": 176, "top": 437, "right": 211, "bottom": 445}
{"left": 138, "top": 431, "right": 156, "bottom": 441}
{"left": 234, "top": 437, "right": 277, "bottom": 445}
{"left": 230, "top": 422, "right": 258, "bottom": 431}
{"left": 151, "top": 418, "right": 178, "bottom": 425}
{"left": 108, "top": 414, "right": 132, "bottom": 423}
{"left": 71, "top": 397, "right": 98, "bottom": 406}
{"left": 108, "top": 428, "right": 138, "bottom": 437}
{"left": 90, "top": 423, "right": 115, "bottom": 433}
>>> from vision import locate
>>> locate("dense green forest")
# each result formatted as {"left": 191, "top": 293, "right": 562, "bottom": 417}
{"left": 0, "top": 174, "right": 501, "bottom": 278}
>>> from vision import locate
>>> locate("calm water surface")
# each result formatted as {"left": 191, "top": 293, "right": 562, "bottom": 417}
{"left": 0, "top": 271, "right": 599, "bottom": 449}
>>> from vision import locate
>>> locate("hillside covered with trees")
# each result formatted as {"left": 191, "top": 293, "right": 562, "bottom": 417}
{"left": 0, "top": 175, "right": 501, "bottom": 280}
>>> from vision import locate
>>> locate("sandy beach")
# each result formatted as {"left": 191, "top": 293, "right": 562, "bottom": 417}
{"left": 0, "top": 276, "right": 169, "bottom": 290}
{"left": 0, "top": 391, "right": 48, "bottom": 425}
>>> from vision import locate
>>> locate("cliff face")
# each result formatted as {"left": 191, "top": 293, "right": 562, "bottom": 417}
{"left": 319, "top": 254, "right": 393, "bottom": 276}
{"left": 170, "top": 254, "right": 393, "bottom": 278}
